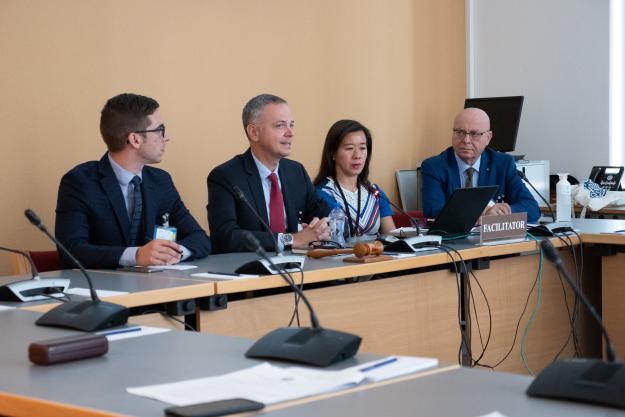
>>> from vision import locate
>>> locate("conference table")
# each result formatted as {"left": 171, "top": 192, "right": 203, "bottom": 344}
{"left": 5, "top": 219, "right": 625, "bottom": 375}
{"left": 1, "top": 309, "right": 623, "bottom": 417}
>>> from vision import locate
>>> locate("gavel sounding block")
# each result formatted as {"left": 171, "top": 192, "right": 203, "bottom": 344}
{"left": 343, "top": 254, "right": 394, "bottom": 263}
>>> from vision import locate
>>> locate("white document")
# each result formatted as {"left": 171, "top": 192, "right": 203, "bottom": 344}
{"left": 127, "top": 362, "right": 365, "bottom": 406}
{"left": 97, "top": 326, "right": 170, "bottom": 341}
{"left": 0, "top": 305, "right": 15, "bottom": 311}
{"left": 127, "top": 356, "right": 438, "bottom": 406}
{"left": 66, "top": 288, "right": 128, "bottom": 297}
{"left": 190, "top": 272, "right": 259, "bottom": 280}
{"left": 342, "top": 355, "right": 438, "bottom": 382}
{"left": 147, "top": 265, "right": 197, "bottom": 270}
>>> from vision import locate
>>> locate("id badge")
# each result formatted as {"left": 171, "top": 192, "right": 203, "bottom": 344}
{"left": 154, "top": 213, "right": 176, "bottom": 241}
{"left": 154, "top": 226, "right": 177, "bottom": 241}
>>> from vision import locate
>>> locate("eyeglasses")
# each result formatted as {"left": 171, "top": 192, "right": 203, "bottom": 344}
{"left": 134, "top": 124, "right": 166, "bottom": 139}
{"left": 452, "top": 129, "right": 489, "bottom": 140}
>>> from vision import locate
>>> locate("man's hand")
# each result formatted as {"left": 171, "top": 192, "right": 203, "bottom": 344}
{"left": 292, "top": 217, "right": 330, "bottom": 249}
{"left": 484, "top": 202, "right": 512, "bottom": 217}
{"left": 136, "top": 239, "right": 183, "bottom": 266}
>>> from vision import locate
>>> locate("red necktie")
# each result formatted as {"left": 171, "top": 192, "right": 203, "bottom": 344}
{"left": 268, "top": 173, "right": 286, "bottom": 233}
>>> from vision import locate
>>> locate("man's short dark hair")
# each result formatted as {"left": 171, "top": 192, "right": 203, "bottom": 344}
{"left": 242, "top": 94, "right": 287, "bottom": 138}
{"left": 100, "top": 93, "right": 160, "bottom": 152}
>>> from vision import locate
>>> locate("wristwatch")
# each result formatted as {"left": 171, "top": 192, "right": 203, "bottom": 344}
{"left": 281, "top": 233, "right": 294, "bottom": 250}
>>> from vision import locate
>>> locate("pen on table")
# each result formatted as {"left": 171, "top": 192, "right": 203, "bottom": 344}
{"left": 600, "top": 229, "right": 625, "bottom": 234}
{"left": 97, "top": 326, "right": 142, "bottom": 337}
{"left": 358, "top": 356, "right": 398, "bottom": 372}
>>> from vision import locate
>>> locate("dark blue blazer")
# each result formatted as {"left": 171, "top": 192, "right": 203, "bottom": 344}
{"left": 207, "top": 148, "right": 330, "bottom": 253}
{"left": 55, "top": 154, "right": 211, "bottom": 269}
{"left": 420, "top": 147, "right": 540, "bottom": 222}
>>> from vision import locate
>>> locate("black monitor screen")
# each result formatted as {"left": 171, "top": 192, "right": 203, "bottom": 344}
{"left": 464, "top": 96, "right": 524, "bottom": 153}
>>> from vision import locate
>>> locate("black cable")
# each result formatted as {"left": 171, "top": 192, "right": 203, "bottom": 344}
{"left": 287, "top": 266, "right": 305, "bottom": 327}
{"left": 438, "top": 244, "right": 471, "bottom": 366}
{"left": 468, "top": 270, "right": 493, "bottom": 368}
{"left": 553, "top": 233, "right": 582, "bottom": 357}
{"left": 486, "top": 240, "right": 542, "bottom": 369}
{"left": 139, "top": 308, "right": 198, "bottom": 332}
{"left": 39, "top": 291, "right": 71, "bottom": 303}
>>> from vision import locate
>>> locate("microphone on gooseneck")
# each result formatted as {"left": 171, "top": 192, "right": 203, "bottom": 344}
{"left": 364, "top": 181, "right": 421, "bottom": 236}
{"left": 23, "top": 209, "right": 128, "bottom": 331}
{"left": 0, "top": 246, "right": 70, "bottom": 302}
{"left": 242, "top": 231, "right": 361, "bottom": 367}
{"left": 527, "top": 239, "right": 625, "bottom": 410}
{"left": 207, "top": 176, "right": 280, "bottom": 256}
{"left": 517, "top": 170, "right": 555, "bottom": 222}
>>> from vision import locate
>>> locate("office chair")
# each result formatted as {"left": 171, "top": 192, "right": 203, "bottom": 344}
{"left": 10, "top": 250, "right": 61, "bottom": 275}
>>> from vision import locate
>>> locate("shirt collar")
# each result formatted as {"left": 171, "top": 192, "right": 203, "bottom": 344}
{"left": 108, "top": 153, "right": 141, "bottom": 186}
{"left": 454, "top": 152, "right": 482, "bottom": 173}
{"left": 251, "top": 151, "right": 280, "bottom": 179}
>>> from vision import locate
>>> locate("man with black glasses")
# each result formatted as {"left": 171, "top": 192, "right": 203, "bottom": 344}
{"left": 420, "top": 107, "right": 539, "bottom": 222}
{"left": 55, "top": 93, "right": 210, "bottom": 269}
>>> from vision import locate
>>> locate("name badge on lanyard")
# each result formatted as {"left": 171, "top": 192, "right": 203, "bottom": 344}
{"left": 153, "top": 213, "right": 177, "bottom": 241}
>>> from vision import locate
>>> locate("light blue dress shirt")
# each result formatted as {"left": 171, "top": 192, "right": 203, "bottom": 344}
{"left": 108, "top": 154, "right": 190, "bottom": 266}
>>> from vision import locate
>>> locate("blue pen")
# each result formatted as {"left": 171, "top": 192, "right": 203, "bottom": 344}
{"left": 358, "top": 356, "right": 398, "bottom": 372}
{"left": 98, "top": 326, "right": 142, "bottom": 337}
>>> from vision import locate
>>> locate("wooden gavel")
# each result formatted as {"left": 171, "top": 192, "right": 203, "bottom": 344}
{"left": 307, "top": 241, "right": 384, "bottom": 259}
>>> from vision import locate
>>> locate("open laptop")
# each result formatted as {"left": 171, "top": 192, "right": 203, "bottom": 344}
{"left": 426, "top": 185, "right": 498, "bottom": 236}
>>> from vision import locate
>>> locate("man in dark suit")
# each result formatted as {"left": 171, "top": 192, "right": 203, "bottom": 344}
{"left": 421, "top": 108, "right": 540, "bottom": 222}
{"left": 208, "top": 94, "right": 330, "bottom": 253}
{"left": 55, "top": 93, "right": 210, "bottom": 269}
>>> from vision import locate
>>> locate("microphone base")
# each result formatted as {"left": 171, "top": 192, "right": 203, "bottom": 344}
{"left": 245, "top": 327, "right": 362, "bottom": 367}
{"left": 36, "top": 300, "right": 129, "bottom": 332}
{"left": 526, "top": 358, "right": 625, "bottom": 409}
{"left": 385, "top": 235, "right": 442, "bottom": 253}
{"left": 235, "top": 255, "right": 305, "bottom": 275}
{"left": 0, "top": 278, "right": 70, "bottom": 302}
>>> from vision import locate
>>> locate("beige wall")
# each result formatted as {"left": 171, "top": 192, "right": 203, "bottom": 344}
{"left": 0, "top": 0, "right": 465, "bottom": 274}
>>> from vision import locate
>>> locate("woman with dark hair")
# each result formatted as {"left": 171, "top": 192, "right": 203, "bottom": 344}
{"left": 313, "top": 120, "right": 395, "bottom": 241}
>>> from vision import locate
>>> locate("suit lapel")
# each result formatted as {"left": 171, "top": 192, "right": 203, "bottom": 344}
{"left": 243, "top": 150, "right": 270, "bottom": 226}
{"left": 478, "top": 150, "right": 492, "bottom": 186}
{"left": 141, "top": 170, "right": 159, "bottom": 242}
{"left": 278, "top": 163, "right": 298, "bottom": 232}
{"left": 446, "top": 148, "right": 462, "bottom": 191}
{"left": 98, "top": 155, "right": 131, "bottom": 245}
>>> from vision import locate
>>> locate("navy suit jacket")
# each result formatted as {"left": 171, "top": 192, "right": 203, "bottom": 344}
{"left": 207, "top": 149, "right": 330, "bottom": 253}
{"left": 55, "top": 154, "right": 211, "bottom": 269}
{"left": 420, "top": 147, "right": 540, "bottom": 222}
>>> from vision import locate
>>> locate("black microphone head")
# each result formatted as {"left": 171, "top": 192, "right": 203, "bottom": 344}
{"left": 24, "top": 209, "right": 42, "bottom": 226}
{"left": 363, "top": 181, "right": 379, "bottom": 198}
{"left": 232, "top": 185, "right": 246, "bottom": 201}
{"left": 540, "top": 239, "right": 560, "bottom": 264}
{"left": 517, "top": 170, "right": 526, "bottom": 179}
{"left": 242, "top": 231, "right": 262, "bottom": 252}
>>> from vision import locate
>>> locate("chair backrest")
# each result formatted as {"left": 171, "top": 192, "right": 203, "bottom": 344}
{"left": 395, "top": 169, "right": 419, "bottom": 211}
{"left": 10, "top": 250, "right": 60, "bottom": 275}
{"left": 392, "top": 211, "right": 425, "bottom": 228}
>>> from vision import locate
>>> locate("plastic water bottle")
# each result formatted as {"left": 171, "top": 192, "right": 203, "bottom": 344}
{"left": 556, "top": 173, "right": 572, "bottom": 222}
{"left": 328, "top": 207, "right": 346, "bottom": 248}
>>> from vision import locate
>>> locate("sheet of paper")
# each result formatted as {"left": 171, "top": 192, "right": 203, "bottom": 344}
{"left": 386, "top": 253, "right": 419, "bottom": 259}
{"left": 190, "top": 272, "right": 259, "bottom": 280}
{"left": 342, "top": 355, "right": 438, "bottom": 382}
{"left": 0, "top": 305, "right": 15, "bottom": 311}
{"left": 66, "top": 288, "right": 128, "bottom": 297}
{"left": 128, "top": 362, "right": 364, "bottom": 406}
{"left": 97, "top": 326, "right": 170, "bottom": 341}
{"left": 147, "top": 264, "right": 197, "bottom": 270}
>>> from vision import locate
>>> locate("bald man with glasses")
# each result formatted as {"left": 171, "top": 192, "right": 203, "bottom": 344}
{"left": 420, "top": 108, "right": 540, "bottom": 222}
{"left": 55, "top": 93, "right": 210, "bottom": 269}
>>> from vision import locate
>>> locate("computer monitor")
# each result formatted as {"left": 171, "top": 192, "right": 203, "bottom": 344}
{"left": 464, "top": 96, "right": 524, "bottom": 153}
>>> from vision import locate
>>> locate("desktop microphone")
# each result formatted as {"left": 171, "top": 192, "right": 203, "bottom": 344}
{"left": 207, "top": 176, "right": 305, "bottom": 274}
{"left": 517, "top": 170, "right": 555, "bottom": 221}
{"left": 526, "top": 239, "right": 625, "bottom": 409}
{"left": 364, "top": 182, "right": 421, "bottom": 235}
{"left": 242, "top": 231, "right": 361, "bottom": 366}
{"left": 24, "top": 209, "right": 129, "bottom": 331}
{"left": 364, "top": 182, "right": 441, "bottom": 250}
{"left": 0, "top": 246, "right": 69, "bottom": 302}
